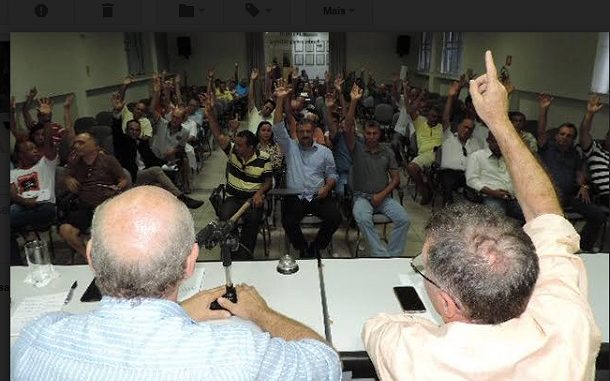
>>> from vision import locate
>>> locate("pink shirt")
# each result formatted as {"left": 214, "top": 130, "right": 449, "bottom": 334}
{"left": 362, "top": 214, "right": 602, "bottom": 381}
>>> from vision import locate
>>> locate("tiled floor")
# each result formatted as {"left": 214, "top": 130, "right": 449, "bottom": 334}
{"left": 39, "top": 142, "right": 434, "bottom": 265}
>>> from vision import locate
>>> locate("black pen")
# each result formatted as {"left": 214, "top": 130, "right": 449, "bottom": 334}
{"left": 64, "top": 281, "right": 78, "bottom": 305}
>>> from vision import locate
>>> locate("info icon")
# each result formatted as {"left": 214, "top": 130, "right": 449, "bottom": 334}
{"left": 34, "top": 3, "right": 49, "bottom": 17}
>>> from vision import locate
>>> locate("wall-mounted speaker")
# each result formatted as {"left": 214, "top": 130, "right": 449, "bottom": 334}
{"left": 177, "top": 36, "right": 191, "bottom": 59}
{"left": 396, "top": 35, "right": 411, "bottom": 57}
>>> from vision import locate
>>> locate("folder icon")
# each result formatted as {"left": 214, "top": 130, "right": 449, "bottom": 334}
{"left": 179, "top": 4, "right": 195, "bottom": 17}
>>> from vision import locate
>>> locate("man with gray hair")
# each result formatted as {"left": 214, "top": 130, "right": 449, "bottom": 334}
{"left": 363, "top": 51, "right": 601, "bottom": 380}
{"left": 11, "top": 186, "right": 342, "bottom": 381}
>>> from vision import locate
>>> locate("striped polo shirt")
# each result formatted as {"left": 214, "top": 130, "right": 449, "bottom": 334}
{"left": 224, "top": 144, "right": 272, "bottom": 199}
{"left": 583, "top": 140, "right": 609, "bottom": 196}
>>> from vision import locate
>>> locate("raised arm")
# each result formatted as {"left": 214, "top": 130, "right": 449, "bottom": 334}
{"left": 469, "top": 51, "right": 561, "bottom": 220}
{"left": 344, "top": 83, "right": 363, "bottom": 152}
{"left": 22, "top": 87, "right": 37, "bottom": 128}
{"left": 536, "top": 93, "right": 553, "bottom": 147}
{"left": 443, "top": 81, "right": 461, "bottom": 131}
{"left": 324, "top": 92, "right": 339, "bottom": 140}
{"left": 174, "top": 74, "right": 184, "bottom": 106}
{"left": 10, "top": 97, "right": 29, "bottom": 142}
{"left": 248, "top": 68, "right": 258, "bottom": 112}
{"left": 199, "top": 93, "right": 230, "bottom": 152}
{"left": 63, "top": 93, "right": 75, "bottom": 146}
{"left": 579, "top": 94, "right": 603, "bottom": 151}
{"left": 334, "top": 74, "right": 347, "bottom": 118}
{"left": 149, "top": 73, "right": 162, "bottom": 122}
{"left": 118, "top": 76, "right": 134, "bottom": 102}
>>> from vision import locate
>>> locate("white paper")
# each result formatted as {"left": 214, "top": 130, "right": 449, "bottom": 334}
{"left": 11, "top": 292, "right": 68, "bottom": 336}
{"left": 177, "top": 267, "right": 205, "bottom": 302}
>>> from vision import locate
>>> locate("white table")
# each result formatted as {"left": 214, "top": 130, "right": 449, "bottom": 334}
{"left": 582, "top": 253, "right": 609, "bottom": 342}
{"left": 11, "top": 259, "right": 326, "bottom": 344}
{"left": 321, "top": 258, "right": 441, "bottom": 352}
{"left": 322, "top": 255, "right": 610, "bottom": 353}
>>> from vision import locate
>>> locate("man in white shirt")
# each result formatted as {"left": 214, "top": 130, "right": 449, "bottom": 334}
{"left": 363, "top": 50, "right": 601, "bottom": 381}
{"left": 10, "top": 124, "right": 58, "bottom": 240}
{"left": 247, "top": 68, "right": 275, "bottom": 133}
{"left": 466, "top": 133, "right": 524, "bottom": 221}
{"left": 438, "top": 81, "right": 483, "bottom": 205}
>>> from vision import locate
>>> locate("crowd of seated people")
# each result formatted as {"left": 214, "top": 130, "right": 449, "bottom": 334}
{"left": 9, "top": 59, "right": 609, "bottom": 265}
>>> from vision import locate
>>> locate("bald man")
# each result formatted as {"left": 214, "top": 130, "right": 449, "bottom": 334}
{"left": 11, "top": 187, "right": 341, "bottom": 381}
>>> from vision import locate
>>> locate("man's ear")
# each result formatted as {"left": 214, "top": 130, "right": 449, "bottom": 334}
{"left": 438, "top": 290, "right": 466, "bottom": 323}
{"left": 184, "top": 243, "right": 199, "bottom": 279}
{"left": 85, "top": 240, "right": 94, "bottom": 271}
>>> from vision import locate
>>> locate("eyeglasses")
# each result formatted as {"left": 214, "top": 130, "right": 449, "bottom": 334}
{"left": 411, "top": 252, "right": 463, "bottom": 311}
{"left": 410, "top": 252, "right": 442, "bottom": 291}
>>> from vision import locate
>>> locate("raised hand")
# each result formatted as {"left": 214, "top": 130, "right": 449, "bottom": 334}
{"left": 448, "top": 80, "right": 461, "bottom": 97}
{"left": 334, "top": 74, "right": 344, "bottom": 92}
{"left": 111, "top": 92, "right": 125, "bottom": 111}
{"left": 37, "top": 97, "right": 53, "bottom": 116}
{"left": 469, "top": 51, "right": 509, "bottom": 127}
{"left": 26, "top": 86, "right": 38, "bottom": 102}
{"left": 228, "top": 113, "right": 240, "bottom": 133}
{"left": 198, "top": 93, "right": 214, "bottom": 115}
{"left": 251, "top": 68, "right": 259, "bottom": 81}
{"left": 64, "top": 93, "right": 75, "bottom": 108}
{"left": 537, "top": 93, "right": 553, "bottom": 109}
{"left": 152, "top": 73, "right": 161, "bottom": 92}
{"left": 325, "top": 91, "right": 337, "bottom": 109}
{"left": 273, "top": 80, "right": 292, "bottom": 99}
{"left": 586, "top": 94, "right": 603, "bottom": 114}
{"left": 350, "top": 83, "right": 364, "bottom": 101}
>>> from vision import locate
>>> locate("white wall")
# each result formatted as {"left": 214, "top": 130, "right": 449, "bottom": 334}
{"left": 345, "top": 32, "right": 418, "bottom": 84}
{"left": 11, "top": 32, "right": 154, "bottom": 121}
{"left": 447, "top": 32, "right": 607, "bottom": 138}
{"left": 166, "top": 32, "right": 248, "bottom": 86}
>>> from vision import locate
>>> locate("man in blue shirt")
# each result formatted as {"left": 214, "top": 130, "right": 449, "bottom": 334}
{"left": 272, "top": 85, "right": 341, "bottom": 258}
{"left": 11, "top": 186, "right": 342, "bottom": 381}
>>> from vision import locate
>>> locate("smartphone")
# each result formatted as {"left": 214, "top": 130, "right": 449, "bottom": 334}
{"left": 80, "top": 278, "right": 102, "bottom": 302}
{"left": 393, "top": 286, "right": 426, "bottom": 313}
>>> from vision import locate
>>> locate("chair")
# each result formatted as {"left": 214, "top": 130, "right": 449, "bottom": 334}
{"left": 343, "top": 184, "right": 393, "bottom": 257}
{"left": 209, "top": 184, "right": 271, "bottom": 258}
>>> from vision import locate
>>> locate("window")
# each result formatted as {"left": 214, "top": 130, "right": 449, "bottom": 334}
{"left": 417, "top": 32, "right": 432, "bottom": 72}
{"left": 440, "top": 32, "right": 463, "bottom": 75}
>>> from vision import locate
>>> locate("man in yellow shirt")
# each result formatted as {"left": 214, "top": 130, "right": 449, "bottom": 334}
{"left": 363, "top": 51, "right": 601, "bottom": 381}
{"left": 405, "top": 101, "right": 443, "bottom": 205}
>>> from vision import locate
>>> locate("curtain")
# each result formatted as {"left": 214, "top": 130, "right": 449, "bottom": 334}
{"left": 329, "top": 32, "right": 346, "bottom": 77}
{"left": 124, "top": 32, "right": 145, "bottom": 75}
{"left": 246, "top": 32, "right": 266, "bottom": 107}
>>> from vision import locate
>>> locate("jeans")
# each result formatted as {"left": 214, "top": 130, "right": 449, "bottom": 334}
{"left": 352, "top": 195, "right": 410, "bottom": 257}
{"left": 10, "top": 202, "right": 56, "bottom": 230}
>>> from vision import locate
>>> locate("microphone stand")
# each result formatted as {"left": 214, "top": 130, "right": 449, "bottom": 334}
{"left": 202, "top": 200, "right": 252, "bottom": 311}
